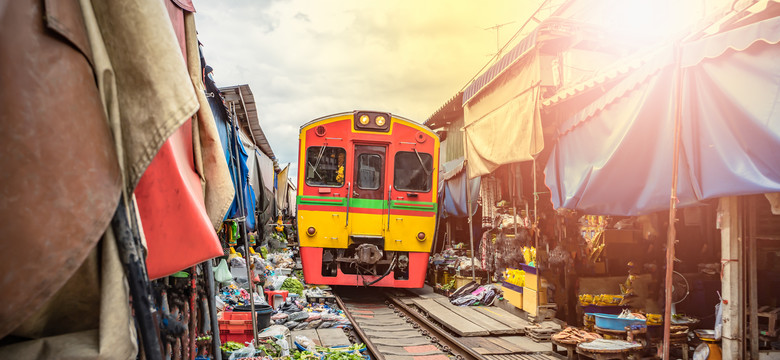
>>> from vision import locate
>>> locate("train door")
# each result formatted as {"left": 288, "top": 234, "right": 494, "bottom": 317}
{"left": 350, "top": 144, "right": 386, "bottom": 237}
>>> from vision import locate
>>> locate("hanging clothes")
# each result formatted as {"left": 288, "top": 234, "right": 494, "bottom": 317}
{"left": 0, "top": 0, "right": 123, "bottom": 341}
{"left": 480, "top": 175, "right": 499, "bottom": 228}
{"left": 134, "top": 0, "right": 223, "bottom": 279}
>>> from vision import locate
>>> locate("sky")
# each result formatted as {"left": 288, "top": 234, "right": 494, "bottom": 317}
{"left": 193, "top": 0, "right": 542, "bottom": 182}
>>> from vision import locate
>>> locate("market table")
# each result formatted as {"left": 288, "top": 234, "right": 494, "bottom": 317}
{"left": 551, "top": 338, "right": 579, "bottom": 359}
{"left": 593, "top": 326, "right": 628, "bottom": 340}
{"left": 576, "top": 339, "right": 641, "bottom": 360}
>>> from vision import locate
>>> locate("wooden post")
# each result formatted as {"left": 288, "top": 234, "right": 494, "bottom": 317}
{"left": 748, "top": 199, "right": 758, "bottom": 359}
{"left": 720, "top": 196, "right": 742, "bottom": 359}
{"left": 663, "top": 42, "right": 684, "bottom": 359}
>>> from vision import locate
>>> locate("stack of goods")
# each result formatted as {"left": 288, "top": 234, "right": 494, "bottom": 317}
{"left": 552, "top": 327, "right": 603, "bottom": 344}
{"left": 501, "top": 268, "right": 525, "bottom": 308}
{"left": 503, "top": 268, "right": 525, "bottom": 287}
{"left": 449, "top": 283, "right": 500, "bottom": 306}
{"left": 271, "top": 301, "right": 351, "bottom": 330}
{"left": 527, "top": 325, "right": 559, "bottom": 342}
{"left": 218, "top": 283, "right": 262, "bottom": 310}
{"left": 579, "top": 294, "right": 627, "bottom": 315}
{"left": 522, "top": 246, "right": 536, "bottom": 266}
{"left": 293, "top": 336, "right": 366, "bottom": 360}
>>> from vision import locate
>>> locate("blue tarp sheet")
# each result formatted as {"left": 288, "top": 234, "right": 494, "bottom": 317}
{"left": 545, "top": 15, "right": 780, "bottom": 215}
{"left": 207, "top": 76, "right": 257, "bottom": 230}
{"left": 439, "top": 158, "right": 480, "bottom": 218}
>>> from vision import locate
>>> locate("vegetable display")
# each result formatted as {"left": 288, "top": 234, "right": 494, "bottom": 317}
{"left": 280, "top": 277, "right": 304, "bottom": 296}
{"left": 220, "top": 341, "right": 244, "bottom": 352}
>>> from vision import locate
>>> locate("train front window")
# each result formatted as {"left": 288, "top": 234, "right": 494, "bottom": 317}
{"left": 393, "top": 151, "right": 433, "bottom": 192}
{"left": 305, "top": 146, "right": 346, "bottom": 187}
{"left": 357, "top": 154, "right": 382, "bottom": 190}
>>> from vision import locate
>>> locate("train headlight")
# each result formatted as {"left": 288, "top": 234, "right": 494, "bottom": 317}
{"left": 375, "top": 115, "right": 386, "bottom": 126}
{"left": 359, "top": 114, "right": 370, "bottom": 125}
{"left": 307, "top": 227, "right": 316, "bottom": 236}
{"left": 417, "top": 232, "right": 426, "bottom": 241}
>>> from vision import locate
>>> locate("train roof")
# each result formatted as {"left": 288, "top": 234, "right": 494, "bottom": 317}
{"left": 299, "top": 111, "right": 436, "bottom": 134}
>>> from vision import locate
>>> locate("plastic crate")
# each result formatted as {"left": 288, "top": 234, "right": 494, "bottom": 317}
{"left": 218, "top": 312, "right": 253, "bottom": 344}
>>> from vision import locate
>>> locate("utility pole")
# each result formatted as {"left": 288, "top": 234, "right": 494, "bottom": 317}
{"left": 484, "top": 21, "right": 515, "bottom": 58}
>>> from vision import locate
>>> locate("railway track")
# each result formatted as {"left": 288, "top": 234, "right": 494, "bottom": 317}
{"left": 333, "top": 287, "right": 563, "bottom": 360}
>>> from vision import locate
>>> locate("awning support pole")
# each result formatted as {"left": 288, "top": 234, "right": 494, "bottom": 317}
{"left": 663, "top": 43, "right": 684, "bottom": 360}
{"left": 463, "top": 130, "right": 477, "bottom": 281}
{"left": 533, "top": 157, "right": 540, "bottom": 314}
{"left": 229, "top": 103, "right": 259, "bottom": 345}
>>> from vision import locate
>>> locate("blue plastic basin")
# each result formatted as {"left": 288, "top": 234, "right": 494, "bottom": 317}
{"left": 593, "top": 313, "right": 646, "bottom": 330}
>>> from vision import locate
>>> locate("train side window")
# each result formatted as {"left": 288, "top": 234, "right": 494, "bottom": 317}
{"left": 357, "top": 154, "right": 382, "bottom": 190}
{"left": 305, "top": 146, "right": 346, "bottom": 187}
{"left": 393, "top": 151, "right": 432, "bottom": 192}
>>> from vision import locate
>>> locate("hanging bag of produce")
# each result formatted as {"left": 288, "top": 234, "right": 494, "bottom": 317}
{"left": 214, "top": 259, "right": 233, "bottom": 284}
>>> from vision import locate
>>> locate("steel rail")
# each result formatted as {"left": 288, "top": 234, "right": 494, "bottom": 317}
{"left": 333, "top": 292, "right": 385, "bottom": 360}
{"left": 384, "top": 293, "right": 479, "bottom": 360}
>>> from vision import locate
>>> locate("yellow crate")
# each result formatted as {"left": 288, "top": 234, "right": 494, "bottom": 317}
{"left": 522, "top": 265, "right": 539, "bottom": 291}
{"left": 454, "top": 276, "right": 480, "bottom": 289}
{"left": 523, "top": 288, "right": 547, "bottom": 316}
{"left": 501, "top": 282, "right": 523, "bottom": 309}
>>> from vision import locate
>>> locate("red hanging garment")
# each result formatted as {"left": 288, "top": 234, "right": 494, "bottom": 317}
{"left": 135, "top": 0, "right": 222, "bottom": 279}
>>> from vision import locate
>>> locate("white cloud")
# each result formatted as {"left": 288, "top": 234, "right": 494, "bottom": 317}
{"left": 194, "top": 0, "right": 540, "bottom": 181}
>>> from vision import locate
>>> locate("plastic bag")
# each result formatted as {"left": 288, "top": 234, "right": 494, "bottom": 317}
{"left": 253, "top": 293, "right": 268, "bottom": 306}
{"left": 215, "top": 296, "right": 226, "bottom": 311}
{"left": 276, "top": 336, "right": 290, "bottom": 357}
{"left": 228, "top": 341, "right": 255, "bottom": 360}
{"left": 272, "top": 275, "right": 288, "bottom": 290}
{"left": 714, "top": 295, "right": 723, "bottom": 340}
{"left": 214, "top": 259, "right": 233, "bottom": 283}
{"left": 295, "top": 335, "right": 316, "bottom": 351}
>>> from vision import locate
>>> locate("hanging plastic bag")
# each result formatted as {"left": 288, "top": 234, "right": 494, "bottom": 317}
{"left": 714, "top": 293, "right": 723, "bottom": 340}
{"left": 214, "top": 259, "right": 233, "bottom": 283}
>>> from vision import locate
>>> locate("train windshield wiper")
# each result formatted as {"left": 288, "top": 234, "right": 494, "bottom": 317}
{"left": 413, "top": 147, "right": 430, "bottom": 176}
{"left": 311, "top": 144, "right": 328, "bottom": 180}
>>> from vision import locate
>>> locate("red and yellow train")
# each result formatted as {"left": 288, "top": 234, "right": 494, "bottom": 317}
{"left": 296, "top": 111, "right": 439, "bottom": 288}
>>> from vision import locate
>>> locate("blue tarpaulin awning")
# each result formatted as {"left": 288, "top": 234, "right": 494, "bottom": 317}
{"left": 439, "top": 158, "right": 480, "bottom": 218}
{"left": 544, "top": 15, "right": 780, "bottom": 215}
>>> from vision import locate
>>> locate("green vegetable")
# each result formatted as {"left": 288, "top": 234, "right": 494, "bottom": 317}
{"left": 280, "top": 277, "right": 304, "bottom": 295}
{"left": 219, "top": 341, "right": 244, "bottom": 351}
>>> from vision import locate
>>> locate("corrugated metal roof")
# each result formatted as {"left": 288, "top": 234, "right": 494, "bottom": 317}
{"left": 462, "top": 29, "right": 539, "bottom": 105}
{"left": 541, "top": 55, "right": 647, "bottom": 108}
{"left": 219, "top": 84, "right": 280, "bottom": 171}
{"left": 424, "top": 91, "right": 463, "bottom": 130}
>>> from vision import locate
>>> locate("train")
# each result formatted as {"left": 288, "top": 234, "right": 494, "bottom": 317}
{"left": 296, "top": 111, "right": 440, "bottom": 287}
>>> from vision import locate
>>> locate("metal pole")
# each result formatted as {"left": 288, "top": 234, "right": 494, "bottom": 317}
{"left": 112, "top": 196, "right": 164, "bottom": 360}
{"left": 204, "top": 260, "right": 222, "bottom": 360}
{"left": 662, "top": 43, "right": 684, "bottom": 360}
{"left": 462, "top": 130, "right": 476, "bottom": 281}
{"left": 533, "top": 158, "right": 540, "bottom": 313}
{"left": 229, "top": 103, "right": 258, "bottom": 344}
{"left": 512, "top": 163, "right": 518, "bottom": 238}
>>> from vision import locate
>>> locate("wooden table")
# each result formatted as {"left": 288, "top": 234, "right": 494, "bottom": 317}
{"left": 576, "top": 339, "right": 641, "bottom": 360}
{"left": 551, "top": 339, "right": 579, "bottom": 359}
{"left": 593, "top": 326, "right": 628, "bottom": 340}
